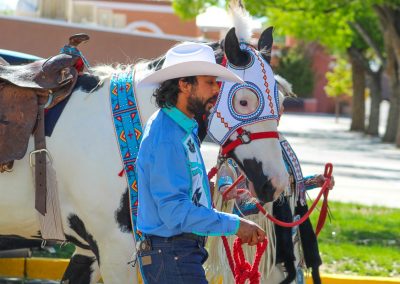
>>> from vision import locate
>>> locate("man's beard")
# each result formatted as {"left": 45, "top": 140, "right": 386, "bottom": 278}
{"left": 187, "top": 96, "right": 207, "bottom": 116}
{"left": 187, "top": 91, "right": 217, "bottom": 116}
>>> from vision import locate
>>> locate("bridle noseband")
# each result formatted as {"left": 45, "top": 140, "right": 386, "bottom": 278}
{"left": 220, "top": 126, "right": 279, "bottom": 156}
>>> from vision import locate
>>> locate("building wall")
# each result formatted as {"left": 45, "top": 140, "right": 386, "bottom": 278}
{"left": 114, "top": 10, "right": 199, "bottom": 37}
{"left": 0, "top": 16, "right": 181, "bottom": 65}
{"left": 307, "top": 43, "right": 335, "bottom": 113}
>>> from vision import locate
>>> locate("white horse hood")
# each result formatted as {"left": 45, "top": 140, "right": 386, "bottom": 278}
{"left": 208, "top": 43, "right": 279, "bottom": 145}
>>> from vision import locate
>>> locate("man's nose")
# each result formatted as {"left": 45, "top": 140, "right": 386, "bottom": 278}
{"left": 213, "top": 82, "right": 220, "bottom": 94}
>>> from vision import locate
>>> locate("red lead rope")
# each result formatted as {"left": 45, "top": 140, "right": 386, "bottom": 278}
{"left": 254, "top": 163, "right": 333, "bottom": 234}
{"left": 207, "top": 160, "right": 332, "bottom": 282}
{"left": 221, "top": 236, "right": 268, "bottom": 284}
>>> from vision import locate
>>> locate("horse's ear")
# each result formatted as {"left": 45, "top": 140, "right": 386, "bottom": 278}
{"left": 258, "top": 26, "right": 274, "bottom": 64}
{"left": 224, "top": 28, "right": 251, "bottom": 66}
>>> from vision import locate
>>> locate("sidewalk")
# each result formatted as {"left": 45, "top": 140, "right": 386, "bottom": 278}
{"left": 201, "top": 113, "right": 400, "bottom": 208}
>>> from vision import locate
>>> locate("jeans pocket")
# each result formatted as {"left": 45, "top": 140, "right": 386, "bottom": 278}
{"left": 172, "top": 245, "right": 209, "bottom": 282}
{"left": 139, "top": 249, "right": 164, "bottom": 284}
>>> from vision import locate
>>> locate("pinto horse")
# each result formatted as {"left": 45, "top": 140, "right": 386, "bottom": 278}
{"left": 0, "top": 25, "right": 287, "bottom": 284}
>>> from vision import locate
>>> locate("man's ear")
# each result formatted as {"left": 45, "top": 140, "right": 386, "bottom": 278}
{"left": 178, "top": 79, "right": 192, "bottom": 95}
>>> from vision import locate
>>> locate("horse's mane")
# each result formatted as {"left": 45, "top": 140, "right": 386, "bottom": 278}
{"left": 89, "top": 55, "right": 164, "bottom": 85}
{"left": 275, "top": 74, "right": 296, "bottom": 98}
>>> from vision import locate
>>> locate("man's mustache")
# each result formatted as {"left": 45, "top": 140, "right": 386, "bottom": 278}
{"left": 205, "top": 95, "right": 218, "bottom": 106}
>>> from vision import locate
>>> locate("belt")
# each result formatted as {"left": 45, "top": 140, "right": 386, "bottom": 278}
{"left": 147, "top": 233, "right": 206, "bottom": 245}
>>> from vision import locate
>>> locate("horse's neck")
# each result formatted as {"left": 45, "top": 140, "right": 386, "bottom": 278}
{"left": 133, "top": 63, "right": 159, "bottom": 125}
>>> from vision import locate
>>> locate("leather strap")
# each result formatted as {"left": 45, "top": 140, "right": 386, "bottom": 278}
{"left": 34, "top": 103, "right": 47, "bottom": 215}
{"left": 221, "top": 129, "right": 279, "bottom": 156}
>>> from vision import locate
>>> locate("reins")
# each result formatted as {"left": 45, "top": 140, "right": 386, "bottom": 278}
{"left": 208, "top": 163, "right": 333, "bottom": 233}
{"left": 207, "top": 154, "right": 332, "bottom": 284}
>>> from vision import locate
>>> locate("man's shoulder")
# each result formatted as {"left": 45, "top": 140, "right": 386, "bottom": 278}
{"left": 142, "top": 109, "right": 183, "bottom": 144}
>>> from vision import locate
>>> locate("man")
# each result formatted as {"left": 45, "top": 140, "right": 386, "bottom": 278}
{"left": 136, "top": 42, "right": 266, "bottom": 284}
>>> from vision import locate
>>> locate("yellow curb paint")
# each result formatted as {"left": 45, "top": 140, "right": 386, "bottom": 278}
{"left": 0, "top": 258, "right": 400, "bottom": 284}
{"left": 306, "top": 274, "right": 400, "bottom": 284}
{"left": 26, "top": 258, "right": 69, "bottom": 280}
{"left": 0, "top": 258, "right": 25, "bottom": 277}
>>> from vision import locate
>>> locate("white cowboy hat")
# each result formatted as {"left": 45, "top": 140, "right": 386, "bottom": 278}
{"left": 138, "top": 42, "right": 244, "bottom": 87}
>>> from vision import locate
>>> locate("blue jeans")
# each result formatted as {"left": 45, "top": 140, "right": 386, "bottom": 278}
{"left": 138, "top": 235, "right": 209, "bottom": 284}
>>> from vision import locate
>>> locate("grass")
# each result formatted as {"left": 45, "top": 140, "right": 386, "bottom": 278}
{"left": 308, "top": 201, "right": 400, "bottom": 277}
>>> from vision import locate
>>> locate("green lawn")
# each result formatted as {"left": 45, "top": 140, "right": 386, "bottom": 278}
{"left": 308, "top": 201, "right": 400, "bottom": 277}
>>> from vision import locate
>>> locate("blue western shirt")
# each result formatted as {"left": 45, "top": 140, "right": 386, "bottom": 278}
{"left": 136, "top": 107, "right": 240, "bottom": 237}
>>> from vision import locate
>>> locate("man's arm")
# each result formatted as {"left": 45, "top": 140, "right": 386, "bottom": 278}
{"left": 148, "top": 142, "right": 240, "bottom": 236}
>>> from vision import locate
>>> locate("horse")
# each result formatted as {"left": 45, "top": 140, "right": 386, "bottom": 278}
{"left": 0, "top": 21, "right": 287, "bottom": 284}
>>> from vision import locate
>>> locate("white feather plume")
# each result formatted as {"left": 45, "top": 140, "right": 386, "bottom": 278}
{"left": 229, "top": 0, "right": 253, "bottom": 42}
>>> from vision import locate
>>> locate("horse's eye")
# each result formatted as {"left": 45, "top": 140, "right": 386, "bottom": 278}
{"left": 240, "top": 100, "right": 248, "bottom": 107}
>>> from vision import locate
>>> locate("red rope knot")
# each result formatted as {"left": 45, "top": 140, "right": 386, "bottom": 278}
{"left": 222, "top": 236, "right": 268, "bottom": 284}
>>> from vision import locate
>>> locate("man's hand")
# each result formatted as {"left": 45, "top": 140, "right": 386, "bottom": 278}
{"left": 315, "top": 174, "right": 335, "bottom": 190}
{"left": 236, "top": 218, "right": 266, "bottom": 246}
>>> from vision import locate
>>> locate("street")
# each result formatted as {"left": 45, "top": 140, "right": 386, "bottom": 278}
{"left": 201, "top": 112, "right": 400, "bottom": 208}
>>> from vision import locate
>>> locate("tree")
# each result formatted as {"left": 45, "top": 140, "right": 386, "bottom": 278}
{"left": 373, "top": 4, "right": 400, "bottom": 146}
{"left": 172, "top": 0, "right": 400, "bottom": 146}
{"left": 275, "top": 45, "right": 314, "bottom": 99}
{"left": 325, "top": 58, "right": 353, "bottom": 122}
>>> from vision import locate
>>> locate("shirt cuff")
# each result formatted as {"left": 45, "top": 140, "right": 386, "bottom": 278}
{"left": 219, "top": 211, "right": 240, "bottom": 236}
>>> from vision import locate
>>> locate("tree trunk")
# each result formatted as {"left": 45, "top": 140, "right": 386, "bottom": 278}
{"left": 366, "top": 71, "right": 382, "bottom": 136}
{"left": 348, "top": 48, "right": 366, "bottom": 132}
{"left": 384, "top": 82, "right": 400, "bottom": 142}
{"left": 396, "top": 98, "right": 400, "bottom": 148}
{"left": 374, "top": 5, "right": 400, "bottom": 143}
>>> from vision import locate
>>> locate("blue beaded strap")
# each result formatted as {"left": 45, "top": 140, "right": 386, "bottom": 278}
{"left": 110, "top": 69, "right": 144, "bottom": 241}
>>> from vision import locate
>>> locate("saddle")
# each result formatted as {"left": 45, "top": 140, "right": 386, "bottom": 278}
{"left": 0, "top": 34, "right": 89, "bottom": 215}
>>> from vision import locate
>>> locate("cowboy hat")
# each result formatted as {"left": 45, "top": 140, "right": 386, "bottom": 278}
{"left": 138, "top": 42, "right": 244, "bottom": 87}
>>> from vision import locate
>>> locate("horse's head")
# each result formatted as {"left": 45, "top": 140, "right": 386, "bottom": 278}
{"left": 207, "top": 26, "right": 289, "bottom": 203}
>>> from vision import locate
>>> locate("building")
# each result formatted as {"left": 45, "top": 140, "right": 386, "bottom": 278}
{"left": 1, "top": 0, "right": 335, "bottom": 113}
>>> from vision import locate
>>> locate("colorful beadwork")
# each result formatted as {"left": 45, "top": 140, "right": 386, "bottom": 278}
{"left": 110, "top": 69, "right": 144, "bottom": 241}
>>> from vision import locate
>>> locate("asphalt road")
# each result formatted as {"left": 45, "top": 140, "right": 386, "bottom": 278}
{"left": 201, "top": 112, "right": 400, "bottom": 208}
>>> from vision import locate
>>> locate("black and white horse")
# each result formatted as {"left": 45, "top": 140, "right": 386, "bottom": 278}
{"left": 0, "top": 22, "right": 287, "bottom": 284}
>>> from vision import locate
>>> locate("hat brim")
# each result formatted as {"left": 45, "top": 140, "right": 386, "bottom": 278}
{"left": 137, "top": 61, "right": 244, "bottom": 87}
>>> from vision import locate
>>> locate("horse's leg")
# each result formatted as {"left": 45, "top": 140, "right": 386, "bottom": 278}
{"left": 273, "top": 197, "right": 296, "bottom": 284}
{"left": 61, "top": 247, "right": 100, "bottom": 284}
{"left": 295, "top": 200, "right": 322, "bottom": 284}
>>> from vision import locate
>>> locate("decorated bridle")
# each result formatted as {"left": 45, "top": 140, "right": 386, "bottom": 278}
{"left": 208, "top": 43, "right": 280, "bottom": 157}
{"left": 207, "top": 42, "right": 333, "bottom": 233}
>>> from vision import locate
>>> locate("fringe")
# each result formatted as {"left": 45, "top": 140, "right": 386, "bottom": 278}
{"left": 205, "top": 188, "right": 276, "bottom": 283}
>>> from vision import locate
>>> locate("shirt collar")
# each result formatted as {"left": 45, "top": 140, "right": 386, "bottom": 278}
{"left": 162, "top": 107, "right": 198, "bottom": 134}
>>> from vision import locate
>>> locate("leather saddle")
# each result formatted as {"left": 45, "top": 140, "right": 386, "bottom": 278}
{"left": 0, "top": 33, "right": 90, "bottom": 215}
{"left": 0, "top": 54, "right": 80, "bottom": 166}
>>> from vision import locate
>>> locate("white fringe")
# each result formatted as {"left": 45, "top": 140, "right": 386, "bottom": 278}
{"left": 205, "top": 185, "right": 276, "bottom": 283}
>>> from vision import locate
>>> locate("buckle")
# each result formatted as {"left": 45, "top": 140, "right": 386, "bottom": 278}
{"left": 238, "top": 130, "right": 251, "bottom": 144}
{"left": 137, "top": 239, "right": 152, "bottom": 253}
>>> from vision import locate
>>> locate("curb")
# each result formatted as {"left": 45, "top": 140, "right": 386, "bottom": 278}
{"left": 306, "top": 274, "right": 400, "bottom": 284}
{"left": 0, "top": 258, "right": 399, "bottom": 283}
